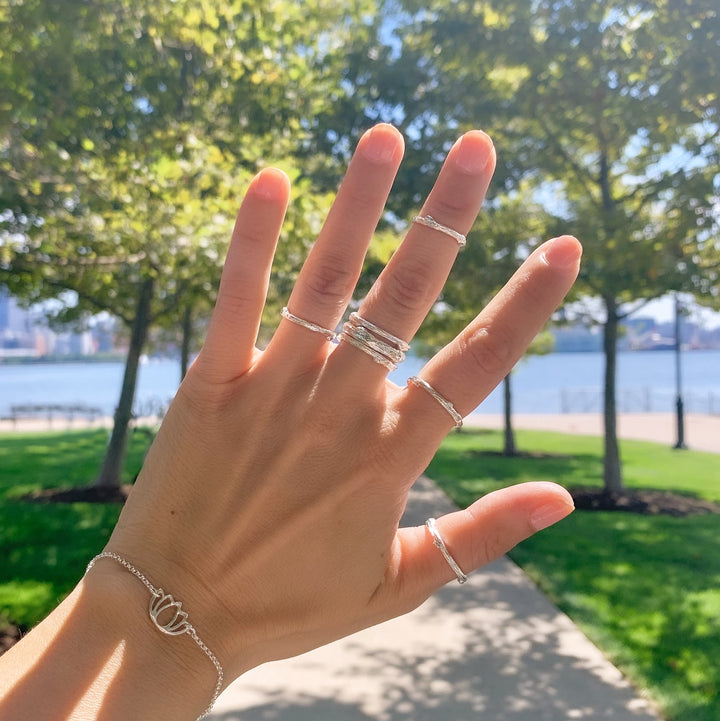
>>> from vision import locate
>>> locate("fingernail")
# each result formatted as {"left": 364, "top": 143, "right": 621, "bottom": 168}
{"left": 361, "top": 124, "right": 402, "bottom": 164}
{"left": 541, "top": 235, "right": 583, "bottom": 270}
{"left": 453, "top": 131, "right": 495, "bottom": 174}
{"left": 530, "top": 500, "right": 575, "bottom": 531}
{"left": 251, "top": 168, "right": 289, "bottom": 200}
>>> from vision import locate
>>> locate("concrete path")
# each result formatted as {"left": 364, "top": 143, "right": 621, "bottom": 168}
{"left": 209, "top": 476, "right": 661, "bottom": 721}
{"left": 3, "top": 411, "right": 716, "bottom": 453}
{"left": 465, "top": 412, "right": 719, "bottom": 454}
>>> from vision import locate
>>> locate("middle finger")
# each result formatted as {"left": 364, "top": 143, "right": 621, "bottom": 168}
{"left": 329, "top": 130, "right": 496, "bottom": 381}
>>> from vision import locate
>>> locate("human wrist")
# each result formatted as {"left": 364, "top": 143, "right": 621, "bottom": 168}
{"left": 82, "top": 555, "right": 223, "bottom": 720}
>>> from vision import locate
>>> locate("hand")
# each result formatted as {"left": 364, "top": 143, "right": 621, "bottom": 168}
{"left": 106, "top": 124, "right": 581, "bottom": 685}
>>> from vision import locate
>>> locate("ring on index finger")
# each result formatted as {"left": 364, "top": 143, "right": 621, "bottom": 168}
{"left": 407, "top": 376, "right": 464, "bottom": 428}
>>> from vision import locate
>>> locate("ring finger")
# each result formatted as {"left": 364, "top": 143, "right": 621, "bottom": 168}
{"left": 328, "top": 130, "right": 496, "bottom": 381}
{"left": 264, "top": 124, "right": 404, "bottom": 365}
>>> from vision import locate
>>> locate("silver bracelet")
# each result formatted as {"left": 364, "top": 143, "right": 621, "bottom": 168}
{"left": 85, "top": 551, "right": 224, "bottom": 720}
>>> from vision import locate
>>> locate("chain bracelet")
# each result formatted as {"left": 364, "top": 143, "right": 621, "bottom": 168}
{"left": 85, "top": 551, "right": 224, "bottom": 720}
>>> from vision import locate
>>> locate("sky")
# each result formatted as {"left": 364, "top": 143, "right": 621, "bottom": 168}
{"left": 638, "top": 294, "right": 720, "bottom": 329}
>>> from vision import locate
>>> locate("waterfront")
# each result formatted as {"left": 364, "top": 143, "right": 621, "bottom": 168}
{"left": 1, "top": 350, "right": 718, "bottom": 418}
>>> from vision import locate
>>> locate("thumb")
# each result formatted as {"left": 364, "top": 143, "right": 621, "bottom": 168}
{"left": 394, "top": 482, "right": 574, "bottom": 606}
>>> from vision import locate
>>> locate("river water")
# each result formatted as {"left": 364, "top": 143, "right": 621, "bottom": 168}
{"left": 1, "top": 350, "right": 719, "bottom": 418}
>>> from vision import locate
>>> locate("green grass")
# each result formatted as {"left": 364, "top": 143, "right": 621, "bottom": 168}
{"left": 2, "top": 428, "right": 719, "bottom": 720}
{"left": 428, "top": 429, "right": 720, "bottom": 721}
{"left": 0, "top": 429, "right": 152, "bottom": 629}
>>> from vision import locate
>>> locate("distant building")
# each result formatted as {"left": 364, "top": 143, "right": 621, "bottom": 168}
{"left": 551, "top": 324, "right": 603, "bottom": 352}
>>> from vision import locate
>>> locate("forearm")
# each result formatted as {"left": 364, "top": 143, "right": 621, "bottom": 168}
{"left": 0, "top": 563, "right": 219, "bottom": 721}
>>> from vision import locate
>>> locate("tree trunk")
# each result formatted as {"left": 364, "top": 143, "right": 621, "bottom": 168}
{"left": 602, "top": 296, "right": 623, "bottom": 495}
{"left": 180, "top": 304, "right": 192, "bottom": 381}
{"left": 94, "top": 278, "right": 154, "bottom": 487}
{"left": 503, "top": 373, "right": 517, "bottom": 457}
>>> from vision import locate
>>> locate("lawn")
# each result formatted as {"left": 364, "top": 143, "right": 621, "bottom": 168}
{"left": 0, "top": 429, "right": 152, "bottom": 630}
{"left": 1, "top": 427, "right": 719, "bottom": 721}
{"left": 428, "top": 428, "right": 720, "bottom": 721}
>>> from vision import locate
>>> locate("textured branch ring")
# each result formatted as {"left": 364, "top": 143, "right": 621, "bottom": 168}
{"left": 281, "top": 307, "right": 337, "bottom": 342}
{"left": 407, "top": 376, "right": 464, "bottom": 428}
{"left": 412, "top": 215, "right": 466, "bottom": 248}
{"left": 426, "top": 517, "right": 468, "bottom": 584}
{"left": 339, "top": 312, "right": 409, "bottom": 371}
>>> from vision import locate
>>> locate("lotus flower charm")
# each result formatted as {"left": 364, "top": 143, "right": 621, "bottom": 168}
{"left": 149, "top": 589, "right": 190, "bottom": 635}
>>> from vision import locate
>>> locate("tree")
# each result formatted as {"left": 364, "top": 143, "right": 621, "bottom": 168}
{"left": 0, "top": 0, "right": 378, "bottom": 488}
{"left": 378, "top": 0, "right": 719, "bottom": 493}
{"left": 419, "top": 193, "right": 552, "bottom": 455}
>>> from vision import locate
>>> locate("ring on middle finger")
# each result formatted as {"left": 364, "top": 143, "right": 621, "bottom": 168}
{"left": 339, "top": 312, "right": 409, "bottom": 370}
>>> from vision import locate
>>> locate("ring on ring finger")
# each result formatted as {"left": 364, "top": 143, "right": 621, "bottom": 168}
{"left": 338, "top": 312, "right": 409, "bottom": 371}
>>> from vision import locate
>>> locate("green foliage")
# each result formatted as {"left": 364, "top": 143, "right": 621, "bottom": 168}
{"left": 378, "top": 0, "right": 719, "bottom": 492}
{"left": 429, "top": 429, "right": 720, "bottom": 721}
{"left": 0, "top": 0, "right": 380, "bottom": 334}
{"left": 0, "top": 429, "right": 152, "bottom": 628}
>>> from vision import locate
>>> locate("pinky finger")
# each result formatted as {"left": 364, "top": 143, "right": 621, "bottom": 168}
{"left": 197, "top": 168, "right": 291, "bottom": 383}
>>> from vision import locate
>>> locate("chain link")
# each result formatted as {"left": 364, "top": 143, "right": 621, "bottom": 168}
{"left": 86, "top": 551, "right": 224, "bottom": 719}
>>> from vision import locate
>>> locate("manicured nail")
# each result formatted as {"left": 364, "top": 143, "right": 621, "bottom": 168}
{"left": 251, "top": 168, "right": 289, "bottom": 200}
{"left": 541, "top": 235, "right": 583, "bottom": 270}
{"left": 453, "top": 131, "right": 495, "bottom": 174}
{"left": 530, "top": 500, "right": 575, "bottom": 531}
{"left": 361, "top": 124, "right": 402, "bottom": 164}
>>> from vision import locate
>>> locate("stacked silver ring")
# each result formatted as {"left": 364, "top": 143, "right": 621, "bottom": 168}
{"left": 339, "top": 312, "right": 409, "bottom": 371}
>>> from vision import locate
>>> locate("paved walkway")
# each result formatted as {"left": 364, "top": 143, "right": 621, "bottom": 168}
{"left": 2, "top": 411, "right": 716, "bottom": 453}
{"left": 209, "top": 476, "right": 661, "bottom": 721}
{"left": 465, "top": 412, "right": 719, "bottom": 454}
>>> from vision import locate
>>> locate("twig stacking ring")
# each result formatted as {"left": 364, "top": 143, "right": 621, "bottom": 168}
{"left": 339, "top": 312, "right": 409, "bottom": 371}
{"left": 407, "top": 376, "right": 464, "bottom": 428}
{"left": 426, "top": 518, "right": 468, "bottom": 584}
{"left": 281, "top": 306, "right": 337, "bottom": 342}
{"left": 412, "top": 215, "right": 467, "bottom": 248}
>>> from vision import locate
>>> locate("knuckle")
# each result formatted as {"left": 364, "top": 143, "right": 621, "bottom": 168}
{"left": 479, "top": 533, "right": 507, "bottom": 565}
{"left": 304, "top": 256, "right": 356, "bottom": 305}
{"left": 460, "top": 326, "right": 513, "bottom": 376}
{"left": 427, "top": 195, "right": 466, "bottom": 221}
{"left": 382, "top": 262, "right": 435, "bottom": 314}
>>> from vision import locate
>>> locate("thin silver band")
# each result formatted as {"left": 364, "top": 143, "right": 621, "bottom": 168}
{"left": 86, "top": 551, "right": 223, "bottom": 720}
{"left": 426, "top": 518, "right": 468, "bottom": 584}
{"left": 341, "top": 324, "right": 405, "bottom": 364}
{"left": 339, "top": 312, "right": 409, "bottom": 371}
{"left": 281, "top": 306, "right": 337, "bottom": 342}
{"left": 412, "top": 215, "right": 466, "bottom": 248}
{"left": 407, "top": 376, "right": 464, "bottom": 428}
{"left": 348, "top": 312, "right": 410, "bottom": 351}
{"left": 339, "top": 331, "right": 398, "bottom": 370}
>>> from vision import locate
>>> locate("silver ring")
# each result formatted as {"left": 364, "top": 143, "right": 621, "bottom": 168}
{"left": 339, "top": 312, "right": 409, "bottom": 370}
{"left": 339, "top": 332, "right": 397, "bottom": 370}
{"left": 281, "top": 307, "right": 337, "bottom": 342}
{"left": 407, "top": 376, "right": 463, "bottom": 428}
{"left": 426, "top": 518, "right": 468, "bottom": 584}
{"left": 412, "top": 215, "right": 466, "bottom": 248}
{"left": 342, "top": 324, "right": 405, "bottom": 364}
{"left": 349, "top": 312, "right": 410, "bottom": 351}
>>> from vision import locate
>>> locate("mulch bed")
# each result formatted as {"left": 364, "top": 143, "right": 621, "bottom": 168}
{"left": 570, "top": 488, "right": 720, "bottom": 517}
{"left": 21, "top": 484, "right": 133, "bottom": 504}
{"left": 1, "top": 623, "right": 24, "bottom": 655}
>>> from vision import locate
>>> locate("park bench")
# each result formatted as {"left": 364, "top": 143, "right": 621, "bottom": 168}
{"left": 4, "top": 403, "right": 104, "bottom": 428}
